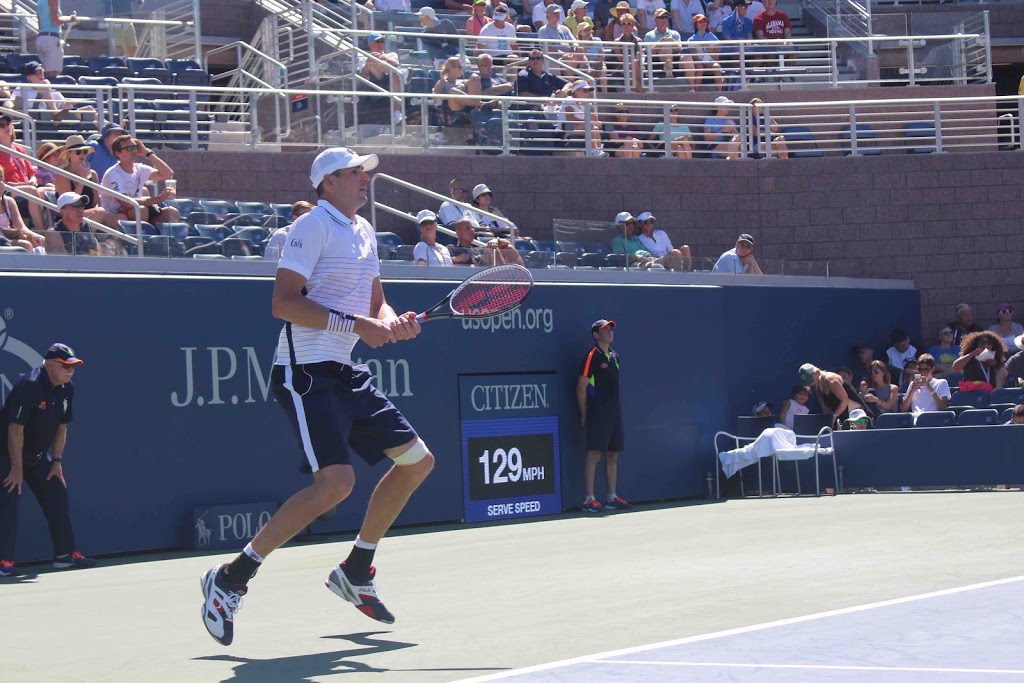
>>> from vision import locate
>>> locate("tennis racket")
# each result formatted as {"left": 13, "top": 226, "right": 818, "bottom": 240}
{"left": 415, "top": 264, "right": 534, "bottom": 323}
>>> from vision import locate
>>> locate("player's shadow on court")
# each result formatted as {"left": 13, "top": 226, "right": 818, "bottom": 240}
{"left": 196, "top": 630, "right": 506, "bottom": 680}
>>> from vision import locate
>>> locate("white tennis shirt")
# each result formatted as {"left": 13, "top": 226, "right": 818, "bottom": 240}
{"left": 274, "top": 200, "right": 379, "bottom": 366}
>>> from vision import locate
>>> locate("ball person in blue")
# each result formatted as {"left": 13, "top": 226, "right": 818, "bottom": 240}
{"left": 0, "top": 343, "right": 96, "bottom": 577}
{"left": 576, "top": 320, "right": 631, "bottom": 514}
{"left": 200, "top": 149, "right": 434, "bottom": 646}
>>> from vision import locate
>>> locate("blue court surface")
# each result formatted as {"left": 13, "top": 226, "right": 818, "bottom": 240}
{"left": 460, "top": 576, "right": 1024, "bottom": 682}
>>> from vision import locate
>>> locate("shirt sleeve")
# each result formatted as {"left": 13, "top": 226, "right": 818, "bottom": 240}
{"left": 3, "top": 380, "right": 34, "bottom": 425}
{"left": 135, "top": 163, "right": 156, "bottom": 187}
{"left": 276, "top": 215, "right": 324, "bottom": 280}
{"left": 579, "top": 348, "right": 598, "bottom": 378}
{"left": 934, "top": 379, "right": 951, "bottom": 399}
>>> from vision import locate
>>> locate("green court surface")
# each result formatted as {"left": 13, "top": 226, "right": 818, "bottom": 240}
{"left": 2, "top": 492, "right": 1022, "bottom": 682}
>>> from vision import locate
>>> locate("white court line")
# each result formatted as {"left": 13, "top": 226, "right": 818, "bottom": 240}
{"left": 600, "top": 660, "right": 1024, "bottom": 676}
{"left": 455, "top": 574, "right": 1024, "bottom": 682}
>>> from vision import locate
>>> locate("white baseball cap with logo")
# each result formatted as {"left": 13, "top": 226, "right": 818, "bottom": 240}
{"left": 56, "top": 191, "right": 90, "bottom": 209}
{"left": 309, "top": 147, "right": 379, "bottom": 189}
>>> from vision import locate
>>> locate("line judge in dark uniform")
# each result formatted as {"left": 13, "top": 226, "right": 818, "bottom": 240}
{"left": 576, "top": 319, "right": 631, "bottom": 514}
{"left": 0, "top": 343, "right": 96, "bottom": 577}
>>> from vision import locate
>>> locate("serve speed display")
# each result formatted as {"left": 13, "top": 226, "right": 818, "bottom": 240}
{"left": 459, "top": 374, "right": 562, "bottom": 522}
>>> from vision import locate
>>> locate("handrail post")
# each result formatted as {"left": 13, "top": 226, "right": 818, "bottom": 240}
{"left": 189, "top": 90, "right": 199, "bottom": 151}
{"left": 906, "top": 34, "right": 916, "bottom": 86}
{"left": 933, "top": 101, "right": 943, "bottom": 153}
{"left": 662, "top": 103, "right": 672, "bottom": 157}
{"left": 645, "top": 44, "right": 654, "bottom": 92}
{"left": 830, "top": 41, "right": 839, "bottom": 87}
{"left": 192, "top": 0, "right": 203, "bottom": 61}
{"left": 500, "top": 100, "right": 510, "bottom": 156}
{"left": 624, "top": 43, "right": 633, "bottom": 92}
{"left": 849, "top": 103, "right": 858, "bottom": 155}
{"left": 583, "top": 101, "right": 593, "bottom": 156}
{"left": 983, "top": 10, "right": 993, "bottom": 84}
{"left": 760, "top": 104, "right": 771, "bottom": 159}
{"left": 738, "top": 42, "right": 747, "bottom": 89}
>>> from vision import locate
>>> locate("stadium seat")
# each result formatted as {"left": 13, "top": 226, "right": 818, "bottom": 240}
{"left": 77, "top": 75, "right": 118, "bottom": 89}
{"left": 127, "top": 58, "right": 164, "bottom": 76}
{"left": 957, "top": 409, "right": 999, "bottom": 426}
{"left": 514, "top": 239, "right": 536, "bottom": 251}
{"left": 165, "top": 58, "right": 202, "bottom": 76}
{"left": 555, "top": 240, "right": 583, "bottom": 256}
{"left": 392, "top": 244, "right": 415, "bottom": 261}
{"left": 142, "top": 235, "right": 174, "bottom": 257}
{"left": 841, "top": 123, "right": 881, "bottom": 156}
{"left": 200, "top": 200, "right": 238, "bottom": 219}
{"left": 61, "top": 65, "right": 92, "bottom": 80}
{"left": 99, "top": 65, "right": 131, "bottom": 80}
{"left": 555, "top": 252, "right": 577, "bottom": 268}
{"left": 781, "top": 126, "right": 824, "bottom": 158}
{"left": 235, "top": 201, "right": 271, "bottom": 216}
{"left": 88, "top": 56, "right": 126, "bottom": 73}
{"left": 533, "top": 240, "right": 556, "bottom": 253}
{"left": 1001, "top": 407, "right": 1015, "bottom": 423}
{"left": 873, "top": 412, "right": 913, "bottom": 430}
{"left": 914, "top": 411, "right": 956, "bottom": 428}
{"left": 63, "top": 55, "right": 89, "bottom": 69}
{"left": 0, "top": 245, "right": 29, "bottom": 254}
{"left": 117, "top": 220, "right": 160, "bottom": 237}
{"left": 582, "top": 241, "right": 610, "bottom": 256}
{"left": 604, "top": 253, "right": 627, "bottom": 269}
{"left": 579, "top": 252, "right": 603, "bottom": 269}
{"left": 523, "top": 250, "right": 550, "bottom": 269}
{"left": 186, "top": 211, "right": 219, "bottom": 227}
{"left": 174, "top": 69, "right": 210, "bottom": 87}
{"left": 233, "top": 227, "right": 269, "bottom": 245}
{"left": 220, "top": 237, "right": 252, "bottom": 257}
{"left": 376, "top": 232, "right": 403, "bottom": 248}
{"left": 157, "top": 222, "right": 190, "bottom": 241}
{"left": 904, "top": 123, "right": 936, "bottom": 154}
{"left": 990, "top": 388, "right": 1023, "bottom": 405}
{"left": 949, "top": 390, "right": 989, "bottom": 408}
{"left": 793, "top": 413, "right": 833, "bottom": 435}
{"left": 990, "top": 403, "right": 1015, "bottom": 415}
{"left": 195, "top": 224, "right": 234, "bottom": 242}
{"left": 52, "top": 75, "right": 76, "bottom": 85}
{"left": 270, "top": 203, "right": 293, "bottom": 223}
{"left": 140, "top": 67, "right": 173, "bottom": 84}
{"left": 6, "top": 53, "right": 41, "bottom": 71}
{"left": 736, "top": 415, "right": 773, "bottom": 438}
{"left": 164, "top": 199, "right": 201, "bottom": 218}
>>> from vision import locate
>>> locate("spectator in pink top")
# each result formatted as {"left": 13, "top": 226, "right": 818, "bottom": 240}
{"left": 465, "top": 0, "right": 492, "bottom": 36}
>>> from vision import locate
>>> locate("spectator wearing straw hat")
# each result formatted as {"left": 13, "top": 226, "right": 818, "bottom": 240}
{"left": 33, "top": 140, "right": 63, "bottom": 187}
{"left": 566, "top": 0, "right": 594, "bottom": 38}
{"left": 412, "top": 210, "right": 454, "bottom": 266}
{"left": 54, "top": 134, "right": 120, "bottom": 231}
{"left": 606, "top": 0, "right": 635, "bottom": 40}
{"left": 644, "top": 9, "right": 685, "bottom": 81}
{"left": 687, "top": 14, "right": 723, "bottom": 89}
{"left": 712, "top": 233, "right": 763, "bottom": 274}
{"left": 636, "top": 211, "right": 690, "bottom": 271}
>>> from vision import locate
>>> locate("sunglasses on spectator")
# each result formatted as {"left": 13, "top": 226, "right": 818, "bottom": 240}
{"left": 1000, "top": 308, "right": 1014, "bottom": 314}
{"left": 117, "top": 144, "right": 139, "bottom": 152}
{"left": 453, "top": 187, "right": 468, "bottom": 193}
{"left": 848, "top": 418, "right": 870, "bottom": 427}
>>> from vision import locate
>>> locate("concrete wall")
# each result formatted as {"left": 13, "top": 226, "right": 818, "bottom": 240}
{"left": 161, "top": 149, "right": 1024, "bottom": 343}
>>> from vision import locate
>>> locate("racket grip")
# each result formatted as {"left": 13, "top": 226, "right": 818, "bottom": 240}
{"left": 415, "top": 312, "right": 427, "bottom": 324}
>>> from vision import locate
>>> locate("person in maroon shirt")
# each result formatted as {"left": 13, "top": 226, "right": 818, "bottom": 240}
{"left": 753, "top": 0, "right": 792, "bottom": 69}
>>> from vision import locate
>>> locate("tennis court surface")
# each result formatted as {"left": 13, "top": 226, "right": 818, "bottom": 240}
{"left": 3, "top": 492, "right": 1022, "bottom": 682}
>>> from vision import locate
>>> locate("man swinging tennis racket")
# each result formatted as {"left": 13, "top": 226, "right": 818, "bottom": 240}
{"left": 200, "top": 148, "right": 435, "bottom": 646}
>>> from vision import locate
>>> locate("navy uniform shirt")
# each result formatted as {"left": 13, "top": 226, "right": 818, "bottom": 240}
{"left": 0, "top": 366, "right": 74, "bottom": 462}
{"left": 515, "top": 69, "right": 568, "bottom": 97}
{"left": 579, "top": 344, "right": 621, "bottom": 409}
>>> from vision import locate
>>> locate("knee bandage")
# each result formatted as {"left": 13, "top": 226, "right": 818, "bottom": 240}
{"left": 390, "top": 438, "right": 429, "bottom": 466}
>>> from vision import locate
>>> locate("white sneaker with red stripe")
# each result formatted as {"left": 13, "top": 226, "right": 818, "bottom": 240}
{"left": 200, "top": 564, "right": 246, "bottom": 646}
{"left": 326, "top": 563, "right": 395, "bottom": 624}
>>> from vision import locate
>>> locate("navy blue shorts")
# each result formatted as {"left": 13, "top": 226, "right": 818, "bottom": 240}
{"left": 271, "top": 362, "right": 417, "bottom": 472}
{"left": 585, "top": 406, "right": 624, "bottom": 453}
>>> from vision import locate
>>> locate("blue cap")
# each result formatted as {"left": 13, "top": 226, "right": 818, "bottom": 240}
{"left": 45, "top": 343, "right": 84, "bottom": 365}
{"left": 368, "top": 32, "right": 384, "bottom": 42}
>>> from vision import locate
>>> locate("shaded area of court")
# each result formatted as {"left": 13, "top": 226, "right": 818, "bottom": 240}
{"left": 2, "top": 492, "right": 1023, "bottom": 683}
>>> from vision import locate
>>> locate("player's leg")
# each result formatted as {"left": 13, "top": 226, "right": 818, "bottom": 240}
{"left": 583, "top": 406, "right": 609, "bottom": 512}
{"left": 583, "top": 450, "right": 603, "bottom": 512}
{"left": 604, "top": 413, "right": 631, "bottom": 509}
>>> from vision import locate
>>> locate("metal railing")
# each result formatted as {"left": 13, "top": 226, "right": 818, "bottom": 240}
{"left": 207, "top": 41, "right": 292, "bottom": 143}
{"left": 0, "top": 9, "right": 30, "bottom": 53}
{"left": 143, "top": 0, "right": 202, "bottom": 61}
{"left": 65, "top": 14, "right": 196, "bottom": 61}
{"left": 0, "top": 104, "right": 35, "bottom": 152}
{"left": 806, "top": 0, "right": 874, "bottom": 42}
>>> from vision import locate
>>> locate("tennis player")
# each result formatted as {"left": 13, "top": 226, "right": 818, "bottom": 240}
{"left": 200, "top": 148, "right": 435, "bottom": 646}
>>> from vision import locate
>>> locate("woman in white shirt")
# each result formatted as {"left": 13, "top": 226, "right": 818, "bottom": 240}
{"left": 635, "top": 211, "right": 690, "bottom": 270}
{"left": 412, "top": 210, "right": 453, "bottom": 266}
{"left": 988, "top": 303, "right": 1023, "bottom": 353}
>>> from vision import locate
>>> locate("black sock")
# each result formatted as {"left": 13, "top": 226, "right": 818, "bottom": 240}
{"left": 221, "top": 549, "right": 261, "bottom": 586}
{"left": 343, "top": 545, "right": 375, "bottom": 584}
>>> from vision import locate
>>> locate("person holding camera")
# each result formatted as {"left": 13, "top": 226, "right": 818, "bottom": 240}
{"left": 899, "top": 354, "right": 951, "bottom": 413}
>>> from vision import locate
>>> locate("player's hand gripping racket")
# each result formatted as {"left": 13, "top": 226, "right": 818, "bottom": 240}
{"left": 415, "top": 264, "right": 534, "bottom": 324}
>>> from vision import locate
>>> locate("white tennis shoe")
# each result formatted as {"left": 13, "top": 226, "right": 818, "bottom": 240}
{"left": 326, "top": 563, "right": 395, "bottom": 624}
{"left": 200, "top": 564, "right": 246, "bottom": 646}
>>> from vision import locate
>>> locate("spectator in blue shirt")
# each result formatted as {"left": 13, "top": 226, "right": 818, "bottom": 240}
{"left": 712, "top": 233, "right": 763, "bottom": 274}
{"left": 687, "top": 14, "right": 723, "bottom": 89}
{"left": 704, "top": 95, "right": 740, "bottom": 159}
{"left": 86, "top": 121, "right": 125, "bottom": 178}
{"left": 721, "top": 0, "right": 754, "bottom": 42}
{"left": 643, "top": 9, "right": 687, "bottom": 81}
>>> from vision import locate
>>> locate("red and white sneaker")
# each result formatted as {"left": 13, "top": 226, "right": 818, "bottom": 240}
{"left": 605, "top": 496, "right": 632, "bottom": 510}
{"left": 200, "top": 564, "right": 246, "bottom": 646}
{"left": 326, "top": 563, "right": 395, "bottom": 624}
{"left": 582, "top": 498, "right": 604, "bottom": 513}
{"left": 0, "top": 560, "right": 19, "bottom": 577}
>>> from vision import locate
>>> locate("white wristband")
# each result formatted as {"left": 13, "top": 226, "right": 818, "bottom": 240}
{"left": 327, "top": 310, "right": 356, "bottom": 334}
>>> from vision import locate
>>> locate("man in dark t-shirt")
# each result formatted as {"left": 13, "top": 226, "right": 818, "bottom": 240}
{"left": 515, "top": 49, "right": 570, "bottom": 98}
{"left": 576, "top": 319, "right": 631, "bottom": 513}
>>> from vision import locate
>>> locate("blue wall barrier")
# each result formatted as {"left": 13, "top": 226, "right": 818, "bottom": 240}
{"left": 0, "top": 272, "right": 919, "bottom": 562}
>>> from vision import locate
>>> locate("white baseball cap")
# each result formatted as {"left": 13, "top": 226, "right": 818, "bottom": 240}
{"left": 637, "top": 211, "right": 655, "bottom": 222}
{"left": 614, "top": 211, "right": 635, "bottom": 223}
{"left": 471, "top": 183, "right": 492, "bottom": 200}
{"left": 571, "top": 80, "right": 593, "bottom": 93}
{"left": 570, "top": 0, "right": 589, "bottom": 9}
{"left": 714, "top": 95, "right": 734, "bottom": 105}
{"left": 56, "top": 191, "right": 89, "bottom": 209}
{"left": 415, "top": 209, "right": 438, "bottom": 225}
{"left": 493, "top": 8, "right": 508, "bottom": 19}
{"left": 416, "top": 6, "right": 436, "bottom": 17}
{"left": 309, "top": 147, "right": 378, "bottom": 188}
{"left": 847, "top": 408, "right": 869, "bottom": 422}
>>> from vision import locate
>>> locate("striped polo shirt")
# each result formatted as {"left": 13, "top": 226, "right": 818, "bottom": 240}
{"left": 274, "top": 200, "right": 379, "bottom": 366}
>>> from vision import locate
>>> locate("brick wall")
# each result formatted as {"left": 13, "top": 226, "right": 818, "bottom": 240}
{"left": 162, "top": 149, "right": 1024, "bottom": 342}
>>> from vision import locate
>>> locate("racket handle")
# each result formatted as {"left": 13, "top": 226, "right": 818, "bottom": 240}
{"left": 415, "top": 312, "right": 427, "bottom": 324}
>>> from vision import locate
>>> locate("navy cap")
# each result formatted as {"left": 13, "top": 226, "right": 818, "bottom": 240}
{"left": 101, "top": 121, "right": 126, "bottom": 138}
{"left": 44, "top": 343, "right": 84, "bottom": 365}
{"left": 738, "top": 233, "right": 755, "bottom": 246}
{"left": 21, "top": 60, "right": 43, "bottom": 77}
{"left": 591, "top": 319, "right": 616, "bottom": 333}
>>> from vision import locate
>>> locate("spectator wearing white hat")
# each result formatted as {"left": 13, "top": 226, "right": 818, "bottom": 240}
{"left": 478, "top": 4, "right": 519, "bottom": 62}
{"left": 636, "top": 211, "right": 689, "bottom": 270}
{"left": 566, "top": 0, "right": 595, "bottom": 38}
{"left": 844, "top": 408, "right": 871, "bottom": 431}
{"left": 50, "top": 192, "right": 98, "bottom": 256}
{"left": 610, "top": 211, "right": 656, "bottom": 267}
{"left": 412, "top": 210, "right": 454, "bottom": 266}
{"left": 559, "top": 80, "right": 607, "bottom": 157}
{"left": 418, "top": 7, "right": 461, "bottom": 67}
{"left": 712, "top": 233, "right": 762, "bottom": 274}
{"left": 470, "top": 183, "right": 519, "bottom": 238}
{"left": 704, "top": 96, "right": 740, "bottom": 159}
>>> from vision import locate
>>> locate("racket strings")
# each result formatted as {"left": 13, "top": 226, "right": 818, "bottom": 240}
{"left": 451, "top": 276, "right": 532, "bottom": 316}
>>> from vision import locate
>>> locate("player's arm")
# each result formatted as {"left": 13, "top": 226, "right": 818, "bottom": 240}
{"left": 370, "top": 276, "right": 421, "bottom": 342}
{"left": 576, "top": 375, "right": 588, "bottom": 426}
{"left": 272, "top": 268, "right": 395, "bottom": 348}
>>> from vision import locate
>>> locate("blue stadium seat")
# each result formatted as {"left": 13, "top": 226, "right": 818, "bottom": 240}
{"left": 376, "top": 232, "right": 403, "bottom": 247}
{"left": 99, "top": 65, "right": 131, "bottom": 80}
{"left": 220, "top": 237, "right": 251, "bottom": 257}
{"left": 990, "top": 388, "right": 1023, "bottom": 405}
{"left": 905, "top": 123, "right": 936, "bottom": 154}
{"left": 392, "top": 244, "right": 415, "bottom": 261}
{"left": 873, "top": 412, "right": 913, "bottom": 430}
{"left": 235, "top": 201, "right": 271, "bottom": 216}
{"left": 579, "top": 252, "right": 604, "bottom": 269}
{"left": 200, "top": 200, "right": 238, "bottom": 219}
{"left": 514, "top": 239, "right": 536, "bottom": 251}
{"left": 186, "top": 211, "right": 218, "bottom": 227}
{"left": 127, "top": 58, "right": 164, "bottom": 75}
{"left": 914, "top": 411, "right": 956, "bottom": 428}
{"left": 957, "top": 409, "right": 999, "bottom": 426}
{"left": 270, "top": 203, "right": 293, "bottom": 223}
{"left": 165, "top": 58, "right": 202, "bottom": 76}
{"left": 157, "top": 222, "right": 190, "bottom": 241}
{"left": 841, "top": 123, "right": 881, "bottom": 156}
{"left": 555, "top": 240, "right": 583, "bottom": 256}
{"left": 1001, "top": 407, "right": 1015, "bottom": 423}
{"left": 142, "top": 234, "right": 175, "bottom": 257}
{"left": 174, "top": 69, "right": 210, "bottom": 87}
{"left": 77, "top": 75, "right": 118, "bottom": 89}
{"left": 781, "top": 126, "right": 824, "bottom": 158}
{"left": 233, "top": 227, "right": 269, "bottom": 245}
{"left": 793, "top": 413, "right": 833, "bottom": 435}
{"left": 604, "top": 253, "right": 627, "bottom": 268}
{"left": 949, "top": 390, "right": 989, "bottom": 408}
{"left": 117, "top": 220, "right": 159, "bottom": 237}
{"left": 533, "top": 240, "right": 556, "bottom": 253}
{"left": 6, "top": 53, "right": 41, "bottom": 71}
{"left": 582, "top": 241, "right": 610, "bottom": 256}
{"left": 195, "top": 224, "right": 234, "bottom": 242}
{"left": 164, "top": 198, "right": 201, "bottom": 218}
{"left": 63, "top": 55, "right": 88, "bottom": 69}
{"left": 736, "top": 415, "right": 773, "bottom": 438}
{"left": 52, "top": 75, "right": 76, "bottom": 85}
{"left": 140, "top": 67, "right": 173, "bottom": 84}
{"left": 88, "top": 56, "right": 126, "bottom": 73}
{"left": 523, "top": 250, "right": 550, "bottom": 269}
{"left": 61, "top": 64, "right": 92, "bottom": 80}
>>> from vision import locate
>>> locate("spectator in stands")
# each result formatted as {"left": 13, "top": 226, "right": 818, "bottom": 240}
{"left": 470, "top": 54, "right": 514, "bottom": 98}
{"left": 861, "top": 360, "right": 899, "bottom": 415}
{"left": 0, "top": 81, "right": 13, "bottom": 109}
{"left": 670, "top": 135, "right": 694, "bottom": 159}
{"left": 752, "top": 400, "right": 773, "bottom": 419}
{"left": 749, "top": 97, "right": 789, "bottom": 159}
{"left": 263, "top": 201, "right": 313, "bottom": 261}
{"left": 558, "top": 81, "right": 608, "bottom": 157}
{"left": 466, "top": 0, "right": 492, "bottom": 35}
{"left": 606, "top": 1, "right": 634, "bottom": 40}
{"left": 35, "top": 0, "right": 77, "bottom": 79}
{"left": 418, "top": 8, "right": 461, "bottom": 67}
{"left": 748, "top": 0, "right": 767, "bottom": 21}
{"left": 0, "top": 114, "right": 50, "bottom": 231}
{"left": 1005, "top": 404, "right": 1024, "bottom": 425}
{"left": 413, "top": 210, "right": 454, "bottom": 266}
{"left": 634, "top": 0, "right": 663, "bottom": 34}
{"left": 477, "top": 4, "right": 519, "bottom": 62}
{"left": 644, "top": 9, "right": 685, "bottom": 81}
{"left": 438, "top": 177, "right": 473, "bottom": 227}
{"left": 532, "top": 0, "right": 563, "bottom": 30}
{"left": 837, "top": 366, "right": 854, "bottom": 387}
{"left": 50, "top": 192, "right": 99, "bottom": 256}
{"left": 754, "top": 0, "right": 791, "bottom": 68}
{"left": 566, "top": 0, "right": 594, "bottom": 38}
{"left": 593, "top": 0, "right": 615, "bottom": 35}
{"left": 108, "top": 0, "right": 143, "bottom": 58}
{"left": 778, "top": 384, "right": 810, "bottom": 430}
{"left": 606, "top": 103, "right": 643, "bottom": 157}
{"left": 539, "top": 4, "right": 575, "bottom": 48}
{"left": 885, "top": 329, "right": 917, "bottom": 376}
{"left": 610, "top": 212, "right": 658, "bottom": 268}
{"left": 687, "top": 14, "right": 723, "bottom": 89}
{"left": 100, "top": 135, "right": 179, "bottom": 225}
{"left": 651, "top": 104, "right": 695, "bottom": 156}
{"left": 721, "top": 0, "right": 754, "bottom": 41}
{"left": 433, "top": 57, "right": 485, "bottom": 139}
{"left": 471, "top": 183, "right": 520, "bottom": 237}
{"left": 799, "top": 363, "right": 866, "bottom": 429}
{"left": 672, "top": 0, "right": 704, "bottom": 36}
{"left": 55, "top": 134, "right": 119, "bottom": 231}
{"left": 948, "top": 303, "right": 983, "bottom": 350}
{"left": 636, "top": 211, "right": 689, "bottom": 270}
{"left": 851, "top": 344, "right": 874, "bottom": 386}
{"left": 449, "top": 215, "right": 480, "bottom": 265}
{"left": 844, "top": 408, "right": 871, "bottom": 431}
{"left": 516, "top": 49, "right": 571, "bottom": 97}
{"left": 575, "top": 24, "right": 608, "bottom": 89}
{"left": 88, "top": 122, "right": 128, "bottom": 179}
{"left": 0, "top": 166, "right": 44, "bottom": 252}
{"left": 13, "top": 61, "right": 95, "bottom": 126}
{"left": 33, "top": 141, "right": 62, "bottom": 187}
{"left": 706, "top": 0, "right": 732, "bottom": 35}
{"left": 953, "top": 331, "right": 1008, "bottom": 391}
{"left": 712, "top": 233, "right": 762, "bottom": 274}
{"left": 704, "top": 96, "right": 740, "bottom": 159}
{"left": 359, "top": 33, "right": 404, "bottom": 125}
{"left": 900, "top": 353, "right": 950, "bottom": 413}
{"left": 898, "top": 357, "right": 918, "bottom": 394}
{"left": 989, "top": 303, "right": 1022, "bottom": 354}
{"left": 1005, "top": 333, "right": 1024, "bottom": 387}
{"left": 928, "top": 326, "right": 959, "bottom": 379}
{"left": 613, "top": 12, "right": 644, "bottom": 92}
